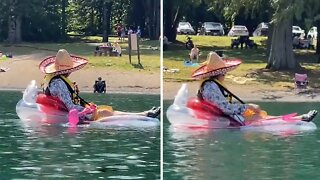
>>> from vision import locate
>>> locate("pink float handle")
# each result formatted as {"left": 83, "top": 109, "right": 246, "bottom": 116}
{"left": 69, "top": 109, "right": 80, "bottom": 127}
{"left": 68, "top": 105, "right": 97, "bottom": 126}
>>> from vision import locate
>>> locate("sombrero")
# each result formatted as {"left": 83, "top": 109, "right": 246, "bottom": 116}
{"left": 191, "top": 52, "right": 241, "bottom": 79}
{"left": 39, "top": 49, "right": 88, "bottom": 75}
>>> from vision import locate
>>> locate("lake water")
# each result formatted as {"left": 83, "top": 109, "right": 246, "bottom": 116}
{"left": 0, "top": 91, "right": 160, "bottom": 179}
{"left": 164, "top": 100, "right": 320, "bottom": 180}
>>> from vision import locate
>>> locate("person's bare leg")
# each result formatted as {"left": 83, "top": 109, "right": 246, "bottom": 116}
{"left": 245, "top": 110, "right": 318, "bottom": 122}
{"left": 113, "top": 106, "right": 161, "bottom": 118}
{"left": 288, "top": 110, "right": 318, "bottom": 122}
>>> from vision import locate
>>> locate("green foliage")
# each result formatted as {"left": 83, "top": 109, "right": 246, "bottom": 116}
{"left": 0, "top": 39, "right": 160, "bottom": 71}
{"left": 0, "top": 0, "right": 159, "bottom": 42}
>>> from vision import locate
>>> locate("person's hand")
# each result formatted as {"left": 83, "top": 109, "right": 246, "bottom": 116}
{"left": 88, "top": 103, "right": 97, "bottom": 111}
{"left": 247, "top": 103, "right": 261, "bottom": 113}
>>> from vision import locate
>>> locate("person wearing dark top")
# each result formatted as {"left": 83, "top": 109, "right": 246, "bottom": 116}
{"left": 93, "top": 77, "right": 106, "bottom": 93}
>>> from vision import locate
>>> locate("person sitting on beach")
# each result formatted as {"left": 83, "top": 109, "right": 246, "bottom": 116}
{"left": 39, "top": 49, "right": 161, "bottom": 122}
{"left": 94, "top": 46, "right": 102, "bottom": 56}
{"left": 114, "top": 42, "right": 122, "bottom": 56}
{"left": 93, "top": 77, "right": 106, "bottom": 93}
{"left": 189, "top": 45, "right": 200, "bottom": 62}
{"left": 192, "top": 52, "right": 318, "bottom": 125}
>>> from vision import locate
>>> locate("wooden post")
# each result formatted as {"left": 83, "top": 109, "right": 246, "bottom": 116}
{"left": 128, "top": 33, "right": 140, "bottom": 64}
{"left": 137, "top": 36, "right": 141, "bottom": 64}
{"left": 128, "top": 34, "right": 132, "bottom": 64}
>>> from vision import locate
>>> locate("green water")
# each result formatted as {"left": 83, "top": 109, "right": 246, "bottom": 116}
{"left": 0, "top": 91, "right": 160, "bottom": 179}
{"left": 164, "top": 100, "right": 320, "bottom": 180}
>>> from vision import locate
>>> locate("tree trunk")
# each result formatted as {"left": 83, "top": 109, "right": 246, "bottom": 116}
{"left": 266, "top": 23, "right": 273, "bottom": 57}
{"left": 316, "top": 23, "right": 320, "bottom": 60}
{"left": 61, "top": 0, "right": 67, "bottom": 40}
{"left": 7, "top": 0, "right": 21, "bottom": 43}
{"left": 15, "top": 15, "right": 21, "bottom": 42}
{"left": 102, "top": 1, "right": 108, "bottom": 42}
{"left": 151, "top": 0, "right": 160, "bottom": 40}
{"left": 106, "top": 1, "right": 112, "bottom": 39}
{"left": 169, "top": 6, "right": 180, "bottom": 41}
{"left": 8, "top": 15, "right": 21, "bottom": 43}
{"left": 266, "top": 17, "right": 298, "bottom": 70}
{"left": 164, "top": 1, "right": 180, "bottom": 42}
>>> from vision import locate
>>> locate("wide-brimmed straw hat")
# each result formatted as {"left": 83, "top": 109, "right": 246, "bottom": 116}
{"left": 191, "top": 52, "right": 241, "bottom": 79}
{"left": 39, "top": 49, "right": 88, "bottom": 75}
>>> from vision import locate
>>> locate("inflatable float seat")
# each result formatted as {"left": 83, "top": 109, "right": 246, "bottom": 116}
{"left": 187, "top": 98, "right": 225, "bottom": 120}
{"left": 36, "top": 94, "right": 68, "bottom": 112}
{"left": 186, "top": 98, "right": 242, "bottom": 127}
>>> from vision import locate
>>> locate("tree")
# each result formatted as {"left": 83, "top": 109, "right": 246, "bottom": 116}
{"left": 143, "top": 0, "right": 160, "bottom": 39}
{"left": 164, "top": 0, "right": 202, "bottom": 41}
{"left": 266, "top": 0, "right": 300, "bottom": 70}
{"left": 211, "top": 0, "right": 300, "bottom": 70}
{"left": 102, "top": 0, "right": 109, "bottom": 42}
{"left": 61, "top": 0, "right": 67, "bottom": 40}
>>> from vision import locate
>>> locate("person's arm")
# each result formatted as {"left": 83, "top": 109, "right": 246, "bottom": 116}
{"left": 202, "top": 81, "right": 248, "bottom": 115}
{"left": 49, "top": 79, "right": 84, "bottom": 112}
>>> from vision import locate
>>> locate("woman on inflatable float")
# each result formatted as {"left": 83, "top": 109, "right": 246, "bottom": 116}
{"left": 37, "top": 49, "right": 160, "bottom": 124}
{"left": 188, "top": 52, "right": 317, "bottom": 126}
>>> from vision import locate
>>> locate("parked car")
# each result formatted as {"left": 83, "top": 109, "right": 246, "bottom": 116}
{"left": 253, "top": 22, "right": 269, "bottom": 37}
{"left": 227, "top": 25, "right": 249, "bottom": 37}
{"left": 307, "top": 26, "right": 317, "bottom": 38}
{"left": 201, "top": 22, "right": 224, "bottom": 36}
{"left": 292, "top": 26, "right": 305, "bottom": 38}
{"left": 177, "top": 22, "right": 195, "bottom": 35}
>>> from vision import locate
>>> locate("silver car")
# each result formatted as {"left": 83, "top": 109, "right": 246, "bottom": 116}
{"left": 177, "top": 22, "right": 195, "bottom": 35}
{"left": 292, "top": 26, "right": 305, "bottom": 38}
{"left": 202, "top": 22, "right": 224, "bottom": 36}
{"left": 228, "top": 25, "right": 249, "bottom": 37}
{"left": 253, "top": 22, "right": 269, "bottom": 37}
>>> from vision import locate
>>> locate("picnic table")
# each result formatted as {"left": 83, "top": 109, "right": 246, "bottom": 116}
{"left": 99, "top": 44, "right": 113, "bottom": 56}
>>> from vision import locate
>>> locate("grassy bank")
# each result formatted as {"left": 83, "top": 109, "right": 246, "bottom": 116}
{"left": 0, "top": 37, "right": 160, "bottom": 72}
{"left": 164, "top": 35, "right": 320, "bottom": 89}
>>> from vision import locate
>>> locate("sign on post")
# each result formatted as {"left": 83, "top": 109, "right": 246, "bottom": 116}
{"left": 128, "top": 33, "right": 140, "bottom": 64}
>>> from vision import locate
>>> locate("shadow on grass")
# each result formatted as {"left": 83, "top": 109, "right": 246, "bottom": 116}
{"left": 241, "top": 64, "right": 320, "bottom": 89}
{"left": 164, "top": 41, "right": 268, "bottom": 63}
{"left": 131, "top": 63, "right": 144, "bottom": 69}
{"left": 165, "top": 41, "right": 320, "bottom": 89}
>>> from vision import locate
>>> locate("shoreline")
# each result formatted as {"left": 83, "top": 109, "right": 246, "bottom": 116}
{"left": 0, "top": 87, "right": 160, "bottom": 95}
{"left": 163, "top": 81, "right": 320, "bottom": 102}
{"left": 0, "top": 54, "right": 160, "bottom": 95}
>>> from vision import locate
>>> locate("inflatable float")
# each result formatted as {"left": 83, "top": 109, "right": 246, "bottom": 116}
{"left": 166, "top": 84, "right": 317, "bottom": 133}
{"left": 16, "top": 80, "right": 160, "bottom": 128}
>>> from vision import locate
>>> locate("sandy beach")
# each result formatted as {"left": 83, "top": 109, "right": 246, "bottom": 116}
{"left": 164, "top": 80, "right": 320, "bottom": 102}
{"left": 0, "top": 54, "right": 160, "bottom": 94}
{"left": 1, "top": 54, "right": 320, "bottom": 102}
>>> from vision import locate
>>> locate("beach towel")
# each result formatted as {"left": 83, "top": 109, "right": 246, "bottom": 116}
{"left": 183, "top": 60, "right": 199, "bottom": 67}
